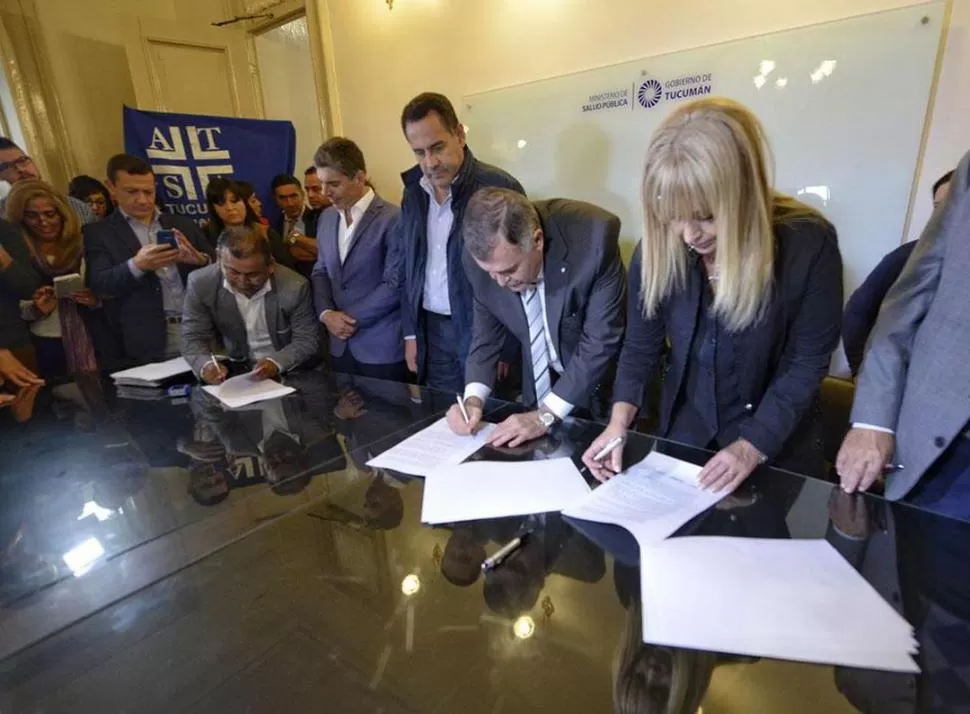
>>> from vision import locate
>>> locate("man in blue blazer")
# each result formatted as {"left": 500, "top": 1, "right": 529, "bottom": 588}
{"left": 311, "top": 138, "right": 406, "bottom": 381}
{"left": 842, "top": 170, "right": 953, "bottom": 374}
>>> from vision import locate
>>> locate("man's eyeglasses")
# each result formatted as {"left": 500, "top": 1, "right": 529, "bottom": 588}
{"left": 0, "top": 155, "right": 33, "bottom": 174}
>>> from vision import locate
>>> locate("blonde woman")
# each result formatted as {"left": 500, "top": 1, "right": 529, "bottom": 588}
{"left": 613, "top": 601, "right": 715, "bottom": 714}
{"left": 2, "top": 181, "right": 101, "bottom": 377}
{"left": 583, "top": 98, "right": 842, "bottom": 491}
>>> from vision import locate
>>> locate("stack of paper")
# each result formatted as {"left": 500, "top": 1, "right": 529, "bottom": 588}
{"left": 111, "top": 357, "right": 192, "bottom": 387}
{"left": 562, "top": 451, "right": 724, "bottom": 543}
{"left": 366, "top": 417, "right": 498, "bottom": 477}
{"left": 637, "top": 537, "right": 919, "bottom": 672}
{"left": 202, "top": 371, "right": 295, "bottom": 408}
{"left": 421, "top": 457, "right": 591, "bottom": 524}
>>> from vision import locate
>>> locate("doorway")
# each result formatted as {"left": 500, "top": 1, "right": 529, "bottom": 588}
{"left": 253, "top": 13, "right": 324, "bottom": 172}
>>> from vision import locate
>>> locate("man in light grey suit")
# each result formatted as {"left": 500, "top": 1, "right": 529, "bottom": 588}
{"left": 837, "top": 150, "right": 970, "bottom": 519}
{"left": 447, "top": 187, "right": 626, "bottom": 447}
{"left": 310, "top": 137, "right": 405, "bottom": 382}
{"left": 181, "top": 226, "right": 320, "bottom": 384}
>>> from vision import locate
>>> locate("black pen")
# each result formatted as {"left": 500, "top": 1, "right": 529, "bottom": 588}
{"left": 481, "top": 532, "right": 530, "bottom": 571}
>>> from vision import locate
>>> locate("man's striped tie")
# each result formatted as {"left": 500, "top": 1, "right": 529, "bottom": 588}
{"left": 524, "top": 287, "right": 551, "bottom": 402}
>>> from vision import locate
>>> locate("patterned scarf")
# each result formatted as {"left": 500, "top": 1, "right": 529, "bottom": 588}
{"left": 30, "top": 249, "right": 98, "bottom": 375}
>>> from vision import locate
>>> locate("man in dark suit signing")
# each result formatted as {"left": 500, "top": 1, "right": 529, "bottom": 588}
{"left": 84, "top": 154, "right": 212, "bottom": 364}
{"left": 447, "top": 187, "right": 626, "bottom": 446}
{"left": 181, "top": 226, "right": 319, "bottom": 384}
{"left": 311, "top": 137, "right": 405, "bottom": 381}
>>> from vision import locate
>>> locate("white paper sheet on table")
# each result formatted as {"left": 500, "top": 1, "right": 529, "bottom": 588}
{"left": 202, "top": 376, "right": 295, "bottom": 408}
{"left": 110, "top": 356, "right": 191, "bottom": 386}
{"left": 421, "top": 457, "right": 592, "bottom": 524}
{"left": 637, "top": 536, "right": 919, "bottom": 673}
{"left": 562, "top": 450, "right": 724, "bottom": 543}
{"left": 366, "top": 417, "right": 498, "bottom": 477}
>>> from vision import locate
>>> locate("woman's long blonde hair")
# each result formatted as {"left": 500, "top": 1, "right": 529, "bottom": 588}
{"left": 613, "top": 602, "right": 715, "bottom": 714}
{"left": 640, "top": 97, "right": 822, "bottom": 331}
{"left": 4, "top": 179, "right": 84, "bottom": 270}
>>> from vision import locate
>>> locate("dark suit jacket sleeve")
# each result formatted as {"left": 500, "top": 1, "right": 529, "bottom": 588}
{"left": 0, "top": 223, "right": 43, "bottom": 298}
{"left": 270, "top": 278, "right": 320, "bottom": 372}
{"left": 267, "top": 227, "right": 295, "bottom": 269}
{"left": 384, "top": 218, "right": 412, "bottom": 337}
{"left": 180, "top": 271, "right": 217, "bottom": 376}
{"left": 842, "top": 242, "right": 914, "bottom": 375}
{"left": 550, "top": 215, "right": 626, "bottom": 407}
{"left": 463, "top": 289, "right": 511, "bottom": 389}
{"left": 310, "top": 236, "right": 335, "bottom": 315}
{"left": 83, "top": 222, "right": 143, "bottom": 298}
{"left": 611, "top": 244, "right": 667, "bottom": 408}
{"left": 739, "top": 224, "right": 843, "bottom": 460}
{"left": 851, "top": 153, "right": 970, "bottom": 429}
{"left": 346, "top": 211, "right": 403, "bottom": 329}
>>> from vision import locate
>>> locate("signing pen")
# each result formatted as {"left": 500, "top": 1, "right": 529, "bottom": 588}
{"left": 593, "top": 436, "right": 624, "bottom": 462}
{"left": 456, "top": 394, "right": 470, "bottom": 424}
{"left": 481, "top": 532, "right": 530, "bottom": 571}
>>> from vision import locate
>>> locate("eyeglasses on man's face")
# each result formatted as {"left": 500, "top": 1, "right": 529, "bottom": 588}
{"left": 0, "top": 155, "right": 33, "bottom": 174}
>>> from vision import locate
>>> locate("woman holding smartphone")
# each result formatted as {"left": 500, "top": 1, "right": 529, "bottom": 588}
{"left": 582, "top": 98, "right": 842, "bottom": 492}
{"left": 1, "top": 181, "right": 102, "bottom": 377}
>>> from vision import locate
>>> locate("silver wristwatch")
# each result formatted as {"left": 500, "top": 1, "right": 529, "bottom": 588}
{"left": 538, "top": 409, "right": 558, "bottom": 429}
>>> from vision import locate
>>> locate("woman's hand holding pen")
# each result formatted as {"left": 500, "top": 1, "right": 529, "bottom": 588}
{"left": 581, "top": 422, "right": 627, "bottom": 482}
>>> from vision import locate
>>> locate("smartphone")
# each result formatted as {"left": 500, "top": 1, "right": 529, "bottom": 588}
{"left": 156, "top": 229, "right": 178, "bottom": 250}
{"left": 53, "top": 273, "right": 84, "bottom": 299}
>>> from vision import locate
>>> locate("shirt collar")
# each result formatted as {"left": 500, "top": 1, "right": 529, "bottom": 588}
{"left": 350, "top": 188, "right": 375, "bottom": 221}
{"left": 222, "top": 276, "right": 273, "bottom": 301}
{"left": 419, "top": 175, "right": 453, "bottom": 205}
{"left": 120, "top": 207, "right": 159, "bottom": 227}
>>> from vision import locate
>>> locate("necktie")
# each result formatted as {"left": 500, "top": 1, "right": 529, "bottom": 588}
{"left": 524, "top": 287, "right": 551, "bottom": 402}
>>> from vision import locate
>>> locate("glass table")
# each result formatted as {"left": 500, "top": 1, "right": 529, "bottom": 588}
{"left": 0, "top": 369, "right": 967, "bottom": 713}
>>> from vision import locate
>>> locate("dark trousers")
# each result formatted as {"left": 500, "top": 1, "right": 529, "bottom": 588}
{"left": 908, "top": 435, "right": 970, "bottom": 521}
{"left": 332, "top": 349, "right": 408, "bottom": 383}
{"left": 32, "top": 336, "right": 67, "bottom": 379}
{"left": 423, "top": 311, "right": 464, "bottom": 394}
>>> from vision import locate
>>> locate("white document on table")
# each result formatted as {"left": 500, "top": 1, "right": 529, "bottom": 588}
{"left": 202, "top": 375, "right": 295, "bottom": 408}
{"left": 110, "top": 356, "right": 192, "bottom": 386}
{"left": 366, "top": 417, "right": 497, "bottom": 477}
{"left": 421, "top": 457, "right": 591, "bottom": 524}
{"left": 638, "top": 537, "right": 919, "bottom": 672}
{"left": 561, "top": 450, "right": 724, "bottom": 543}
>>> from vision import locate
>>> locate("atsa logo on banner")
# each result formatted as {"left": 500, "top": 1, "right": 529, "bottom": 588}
{"left": 635, "top": 72, "right": 714, "bottom": 110}
{"left": 145, "top": 126, "right": 233, "bottom": 214}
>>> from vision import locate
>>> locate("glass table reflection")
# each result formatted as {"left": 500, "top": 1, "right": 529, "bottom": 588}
{"left": 0, "top": 369, "right": 967, "bottom": 713}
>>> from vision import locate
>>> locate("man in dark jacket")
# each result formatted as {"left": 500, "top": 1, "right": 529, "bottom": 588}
{"left": 392, "top": 92, "right": 525, "bottom": 393}
{"left": 843, "top": 170, "right": 953, "bottom": 374}
{"left": 84, "top": 154, "right": 212, "bottom": 365}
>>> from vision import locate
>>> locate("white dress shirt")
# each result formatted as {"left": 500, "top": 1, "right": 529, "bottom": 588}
{"left": 420, "top": 176, "right": 454, "bottom": 316}
{"left": 338, "top": 188, "right": 375, "bottom": 264}
{"left": 464, "top": 274, "right": 575, "bottom": 419}
{"left": 223, "top": 277, "right": 276, "bottom": 363}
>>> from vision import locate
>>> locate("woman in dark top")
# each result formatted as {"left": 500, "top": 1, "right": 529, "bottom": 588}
{"left": 583, "top": 98, "right": 843, "bottom": 492}
{"left": 1, "top": 181, "right": 102, "bottom": 377}
{"left": 68, "top": 174, "right": 113, "bottom": 220}
{"left": 203, "top": 178, "right": 291, "bottom": 268}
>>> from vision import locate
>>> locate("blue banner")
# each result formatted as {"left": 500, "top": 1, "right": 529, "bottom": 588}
{"left": 122, "top": 106, "right": 296, "bottom": 227}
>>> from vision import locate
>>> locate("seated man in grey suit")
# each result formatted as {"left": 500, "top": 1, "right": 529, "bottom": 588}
{"left": 837, "top": 149, "right": 970, "bottom": 521}
{"left": 447, "top": 187, "right": 626, "bottom": 446}
{"left": 181, "top": 226, "right": 320, "bottom": 385}
{"left": 311, "top": 137, "right": 405, "bottom": 382}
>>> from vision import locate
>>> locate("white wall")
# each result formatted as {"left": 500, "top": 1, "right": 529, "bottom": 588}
{"left": 315, "top": 0, "right": 970, "bottom": 243}
{"left": 255, "top": 15, "right": 325, "bottom": 172}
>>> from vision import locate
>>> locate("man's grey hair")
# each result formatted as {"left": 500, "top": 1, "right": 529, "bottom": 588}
{"left": 217, "top": 225, "right": 272, "bottom": 263}
{"left": 463, "top": 187, "right": 540, "bottom": 261}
